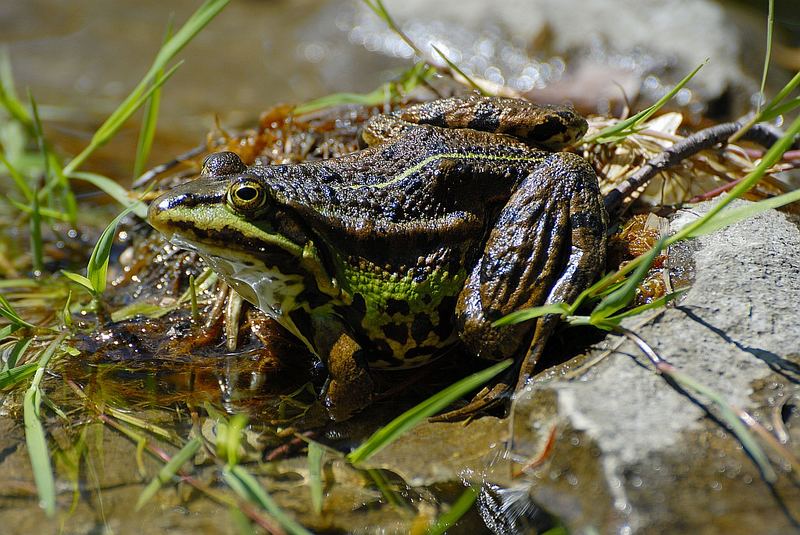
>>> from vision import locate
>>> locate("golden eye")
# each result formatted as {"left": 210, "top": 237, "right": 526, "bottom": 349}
{"left": 226, "top": 178, "right": 266, "bottom": 213}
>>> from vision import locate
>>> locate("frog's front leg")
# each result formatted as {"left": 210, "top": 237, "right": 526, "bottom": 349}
{"left": 322, "top": 333, "right": 375, "bottom": 421}
{"left": 450, "top": 152, "right": 606, "bottom": 418}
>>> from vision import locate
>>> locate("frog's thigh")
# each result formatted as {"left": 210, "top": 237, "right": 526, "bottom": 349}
{"left": 456, "top": 152, "right": 606, "bottom": 362}
{"left": 324, "top": 333, "right": 375, "bottom": 421}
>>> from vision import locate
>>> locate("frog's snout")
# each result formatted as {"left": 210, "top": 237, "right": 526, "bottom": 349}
{"left": 147, "top": 192, "right": 182, "bottom": 238}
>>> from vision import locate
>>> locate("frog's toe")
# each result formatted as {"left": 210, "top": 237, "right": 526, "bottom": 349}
{"left": 429, "top": 369, "right": 516, "bottom": 423}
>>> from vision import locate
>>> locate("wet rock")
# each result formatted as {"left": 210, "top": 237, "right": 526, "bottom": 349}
{"left": 500, "top": 200, "right": 800, "bottom": 533}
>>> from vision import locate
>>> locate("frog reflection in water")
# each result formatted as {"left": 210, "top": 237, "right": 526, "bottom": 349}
{"left": 148, "top": 95, "right": 607, "bottom": 420}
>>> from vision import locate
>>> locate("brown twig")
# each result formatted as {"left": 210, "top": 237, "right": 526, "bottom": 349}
{"left": 603, "top": 121, "right": 798, "bottom": 219}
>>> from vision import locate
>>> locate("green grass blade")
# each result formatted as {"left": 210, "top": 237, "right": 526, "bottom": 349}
{"left": 6, "top": 336, "right": 32, "bottom": 369}
{"left": 592, "top": 238, "right": 666, "bottom": 320}
{"left": 347, "top": 359, "right": 512, "bottom": 464}
{"left": 64, "top": 61, "right": 183, "bottom": 176}
{"left": 307, "top": 441, "right": 324, "bottom": 514}
{"left": 431, "top": 45, "right": 488, "bottom": 95}
{"left": 758, "top": 0, "right": 774, "bottom": 112}
{"left": 223, "top": 465, "right": 313, "bottom": 535}
{"left": 668, "top": 368, "right": 776, "bottom": 481}
{"left": 670, "top": 111, "right": 800, "bottom": 245}
{"left": 684, "top": 187, "right": 800, "bottom": 239}
{"left": 135, "top": 437, "right": 201, "bottom": 510}
{"left": 6, "top": 196, "right": 72, "bottom": 221}
{"left": 133, "top": 21, "right": 173, "bottom": 180}
{"left": 220, "top": 413, "right": 248, "bottom": 467}
{"left": 605, "top": 288, "right": 687, "bottom": 322}
{"left": 0, "top": 48, "right": 33, "bottom": 132}
{"left": 24, "top": 332, "right": 68, "bottom": 517}
{"left": 69, "top": 171, "right": 148, "bottom": 217}
{"left": 0, "top": 152, "right": 33, "bottom": 200}
{"left": 294, "top": 62, "right": 433, "bottom": 115}
{"left": 585, "top": 60, "right": 706, "bottom": 144}
{"left": 426, "top": 485, "right": 478, "bottom": 535}
{"left": 759, "top": 95, "right": 800, "bottom": 123}
{"left": 731, "top": 69, "right": 800, "bottom": 142}
{"left": 0, "top": 361, "right": 37, "bottom": 389}
{"left": 87, "top": 206, "right": 136, "bottom": 295}
{"left": 492, "top": 303, "right": 569, "bottom": 327}
{"left": 0, "top": 292, "right": 36, "bottom": 328}
{"left": 60, "top": 271, "right": 95, "bottom": 294}
{"left": 63, "top": 0, "right": 228, "bottom": 176}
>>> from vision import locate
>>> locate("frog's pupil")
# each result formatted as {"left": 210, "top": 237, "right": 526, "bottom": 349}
{"left": 237, "top": 185, "right": 258, "bottom": 201}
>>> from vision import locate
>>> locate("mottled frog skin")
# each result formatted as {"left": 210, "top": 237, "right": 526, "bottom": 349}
{"left": 148, "top": 95, "right": 607, "bottom": 419}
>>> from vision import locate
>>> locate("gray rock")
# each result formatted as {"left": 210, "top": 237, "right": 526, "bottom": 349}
{"left": 503, "top": 199, "right": 800, "bottom": 533}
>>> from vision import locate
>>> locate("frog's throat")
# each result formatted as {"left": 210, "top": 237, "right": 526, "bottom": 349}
{"left": 170, "top": 235, "right": 328, "bottom": 356}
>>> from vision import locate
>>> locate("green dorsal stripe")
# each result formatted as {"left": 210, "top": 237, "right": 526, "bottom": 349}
{"left": 346, "top": 152, "right": 545, "bottom": 190}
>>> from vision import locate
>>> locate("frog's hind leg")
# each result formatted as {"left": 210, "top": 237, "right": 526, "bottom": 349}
{"left": 359, "top": 115, "right": 415, "bottom": 148}
{"left": 438, "top": 152, "right": 606, "bottom": 421}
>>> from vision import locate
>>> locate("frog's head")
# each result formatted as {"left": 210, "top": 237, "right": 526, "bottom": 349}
{"left": 148, "top": 152, "right": 338, "bottom": 327}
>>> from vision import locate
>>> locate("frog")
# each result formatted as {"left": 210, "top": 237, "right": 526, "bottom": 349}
{"left": 148, "top": 94, "right": 607, "bottom": 421}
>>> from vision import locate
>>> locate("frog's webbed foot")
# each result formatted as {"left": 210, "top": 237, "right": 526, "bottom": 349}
{"left": 323, "top": 333, "right": 374, "bottom": 421}
{"left": 429, "top": 371, "right": 515, "bottom": 422}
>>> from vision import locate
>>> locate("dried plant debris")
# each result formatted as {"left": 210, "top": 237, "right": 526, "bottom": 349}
{"left": 584, "top": 112, "right": 793, "bottom": 211}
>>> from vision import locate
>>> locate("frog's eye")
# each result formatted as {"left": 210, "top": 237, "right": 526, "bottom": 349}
{"left": 226, "top": 177, "right": 267, "bottom": 214}
{"left": 202, "top": 151, "right": 247, "bottom": 177}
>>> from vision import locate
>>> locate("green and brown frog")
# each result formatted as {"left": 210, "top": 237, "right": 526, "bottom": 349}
{"left": 148, "top": 95, "right": 607, "bottom": 420}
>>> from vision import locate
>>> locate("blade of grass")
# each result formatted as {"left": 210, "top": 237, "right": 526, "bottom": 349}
{"left": 683, "top": 187, "right": 800, "bottom": 239}
{"left": 492, "top": 303, "right": 569, "bottom": 327}
{"left": 6, "top": 336, "right": 32, "bottom": 369}
{"left": 0, "top": 48, "right": 33, "bottom": 133}
{"left": 307, "top": 441, "right": 324, "bottom": 514}
{"left": 347, "top": 359, "right": 512, "bottom": 464}
{"left": 758, "top": 0, "right": 774, "bottom": 113}
{"left": 60, "top": 271, "right": 94, "bottom": 294}
{"left": 294, "top": 62, "right": 433, "bottom": 115}
{"left": 362, "top": 0, "right": 424, "bottom": 58}
{"left": 602, "top": 288, "right": 687, "bottom": 322}
{"left": 24, "top": 332, "right": 69, "bottom": 517}
{"left": 431, "top": 45, "right": 488, "bottom": 95}
{"left": 571, "top": 108, "right": 800, "bottom": 312}
{"left": 87, "top": 206, "right": 136, "bottom": 295}
{"left": 6, "top": 196, "right": 72, "bottom": 221}
{"left": 667, "top": 366, "right": 776, "bottom": 481}
{"left": 223, "top": 464, "right": 313, "bottom": 535}
{"left": 426, "top": 485, "right": 478, "bottom": 535}
{"left": 133, "top": 20, "right": 173, "bottom": 180}
{"left": 29, "top": 91, "right": 77, "bottom": 226}
{"left": 584, "top": 60, "right": 706, "bottom": 144}
{"left": 591, "top": 238, "right": 666, "bottom": 320}
{"left": 135, "top": 437, "right": 201, "bottom": 510}
{"left": 671, "top": 111, "right": 800, "bottom": 244}
{"left": 0, "top": 152, "right": 33, "bottom": 201}
{"left": 759, "top": 96, "right": 800, "bottom": 123}
{"left": 730, "top": 62, "right": 799, "bottom": 142}
{"left": 63, "top": 0, "right": 228, "bottom": 176}
{"left": 366, "top": 468, "right": 406, "bottom": 508}
{"left": 0, "top": 292, "right": 36, "bottom": 328}
{"left": 29, "top": 186, "right": 44, "bottom": 276}
{"left": 64, "top": 61, "right": 183, "bottom": 176}
{"left": 0, "top": 361, "right": 37, "bottom": 389}
{"left": 70, "top": 171, "right": 148, "bottom": 217}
